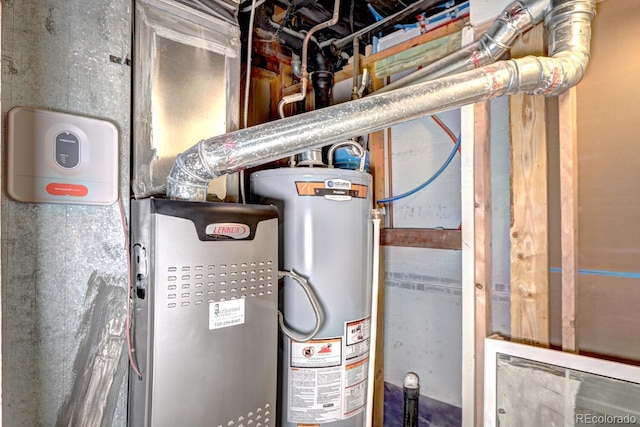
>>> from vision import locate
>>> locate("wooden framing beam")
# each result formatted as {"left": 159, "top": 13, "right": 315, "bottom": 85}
{"left": 559, "top": 88, "right": 579, "bottom": 353}
{"left": 369, "top": 74, "right": 386, "bottom": 427}
{"left": 380, "top": 228, "right": 461, "bottom": 250}
{"left": 473, "top": 100, "right": 492, "bottom": 426}
{"left": 370, "top": 31, "right": 462, "bottom": 80}
{"left": 249, "top": 67, "right": 280, "bottom": 124}
{"left": 332, "top": 18, "right": 468, "bottom": 84}
{"left": 508, "top": 24, "right": 550, "bottom": 347}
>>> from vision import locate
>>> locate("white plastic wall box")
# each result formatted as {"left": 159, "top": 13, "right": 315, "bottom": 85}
{"left": 7, "top": 107, "right": 118, "bottom": 205}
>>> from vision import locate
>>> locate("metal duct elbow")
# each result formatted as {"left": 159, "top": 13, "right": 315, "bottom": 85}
{"left": 481, "top": 0, "right": 549, "bottom": 61}
{"left": 507, "top": 0, "right": 594, "bottom": 97}
{"left": 540, "top": 0, "right": 595, "bottom": 93}
{"left": 166, "top": 143, "right": 218, "bottom": 201}
{"left": 477, "top": 0, "right": 595, "bottom": 97}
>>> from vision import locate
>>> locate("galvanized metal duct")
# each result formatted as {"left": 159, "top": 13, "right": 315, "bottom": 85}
{"left": 166, "top": 0, "right": 595, "bottom": 201}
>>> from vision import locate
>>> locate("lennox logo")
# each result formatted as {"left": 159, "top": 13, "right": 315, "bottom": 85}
{"left": 205, "top": 223, "right": 250, "bottom": 239}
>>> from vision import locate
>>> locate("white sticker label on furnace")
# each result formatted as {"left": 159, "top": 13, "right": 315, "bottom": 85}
{"left": 209, "top": 299, "right": 245, "bottom": 330}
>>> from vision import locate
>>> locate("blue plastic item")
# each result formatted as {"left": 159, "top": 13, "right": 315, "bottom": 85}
{"left": 333, "top": 147, "right": 370, "bottom": 172}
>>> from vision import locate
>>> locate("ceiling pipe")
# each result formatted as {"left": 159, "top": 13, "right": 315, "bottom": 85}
{"left": 327, "top": 0, "right": 444, "bottom": 51}
{"left": 166, "top": 0, "right": 595, "bottom": 201}
{"left": 277, "top": 0, "right": 341, "bottom": 119}
{"left": 376, "top": 0, "right": 550, "bottom": 94}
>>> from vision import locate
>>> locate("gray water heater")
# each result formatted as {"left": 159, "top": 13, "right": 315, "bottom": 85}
{"left": 128, "top": 198, "right": 278, "bottom": 427}
{"left": 251, "top": 168, "right": 373, "bottom": 427}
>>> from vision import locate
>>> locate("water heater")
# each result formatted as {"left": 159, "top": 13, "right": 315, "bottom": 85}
{"left": 251, "top": 168, "right": 373, "bottom": 427}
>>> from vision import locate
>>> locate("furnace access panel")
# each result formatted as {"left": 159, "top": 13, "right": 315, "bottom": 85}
{"left": 128, "top": 199, "right": 278, "bottom": 427}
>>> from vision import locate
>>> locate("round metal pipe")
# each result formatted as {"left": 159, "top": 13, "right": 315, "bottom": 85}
{"left": 166, "top": 0, "right": 595, "bottom": 201}
{"left": 277, "top": 0, "right": 341, "bottom": 118}
{"left": 375, "top": 0, "right": 552, "bottom": 94}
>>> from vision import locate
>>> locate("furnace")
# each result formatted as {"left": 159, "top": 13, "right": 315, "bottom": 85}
{"left": 128, "top": 198, "right": 278, "bottom": 427}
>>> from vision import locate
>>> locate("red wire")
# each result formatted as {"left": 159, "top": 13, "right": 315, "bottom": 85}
{"left": 431, "top": 114, "right": 460, "bottom": 152}
{"left": 430, "top": 114, "right": 463, "bottom": 230}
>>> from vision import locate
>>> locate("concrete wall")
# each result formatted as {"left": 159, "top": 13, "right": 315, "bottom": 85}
{"left": 1, "top": 0, "right": 131, "bottom": 425}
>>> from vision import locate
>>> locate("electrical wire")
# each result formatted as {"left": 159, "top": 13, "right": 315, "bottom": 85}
{"left": 239, "top": 0, "right": 266, "bottom": 12}
{"left": 240, "top": 0, "right": 258, "bottom": 204}
{"left": 431, "top": 114, "right": 460, "bottom": 150}
{"left": 430, "top": 114, "right": 462, "bottom": 229}
{"left": 119, "top": 197, "right": 143, "bottom": 379}
{"left": 277, "top": 270, "right": 325, "bottom": 342}
{"left": 349, "top": 0, "right": 355, "bottom": 33}
{"left": 377, "top": 133, "right": 461, "bottom": 204}
{"left": 271, "top": 5, "right": 293, "bottom": 41}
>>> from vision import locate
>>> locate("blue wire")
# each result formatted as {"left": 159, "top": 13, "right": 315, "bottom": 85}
{"left": 367, "top": 4, "right": 384, "bottom": 21}
{"left": 377, "top": 133, "right": 461, "bottom": 204}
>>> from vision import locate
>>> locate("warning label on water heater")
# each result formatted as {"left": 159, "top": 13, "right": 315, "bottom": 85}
{"left": 343, "top": 316, "right": 371, "bottom": 417}
{"left": 289, "top": 338, "right": 343, "bottom": 423}
{"left": 287, "top": 317, "right": 372, "bottom": 424}
{"left": 345, "top": 317, "right": 371, "bottom": 361}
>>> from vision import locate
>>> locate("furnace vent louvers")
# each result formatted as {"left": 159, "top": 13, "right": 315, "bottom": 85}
{"left": 164, "top": 262, "right": 275, "bottom": 309}
{"left": 166, "top": 0, "right": 595, "bottom": 201}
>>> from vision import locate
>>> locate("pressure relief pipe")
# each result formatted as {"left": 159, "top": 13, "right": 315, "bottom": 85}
{"left": 403, "top": 373, "right": 420, "bottom": 427}
{"left": 366, "top": 208, "right": 384, "bottom": 427}
{"left": 166, "top": 0, "right": 595, "bottom": 201}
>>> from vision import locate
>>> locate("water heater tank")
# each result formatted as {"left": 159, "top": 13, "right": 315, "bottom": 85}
{"left": 251, "top": 168, "right": 373, "bottom": 427}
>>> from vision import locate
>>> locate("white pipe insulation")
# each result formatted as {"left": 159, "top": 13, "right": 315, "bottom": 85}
{"left": 166, "top": 0, "right": 596, "bottom": 201}
{"left": 366, "top": 209, "right": 384, "bottom": 427}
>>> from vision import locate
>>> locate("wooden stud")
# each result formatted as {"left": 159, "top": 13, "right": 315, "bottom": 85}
{"left": 380, "top": 228, "right": 461, "bottom": 250}
{"left": 508, "top": 24, "right": 550, "bottom": 347}
{"left": 559, "top": 88, "right": 579, "bottom": 353}
{"left": 369, "top": 75, "right": 386, "bottom": 427}
{"left": 473, "top": 100, "right": 492, "bottom": 426}
{"left": 248, "top": 67, "right": 280, "bottom": 124}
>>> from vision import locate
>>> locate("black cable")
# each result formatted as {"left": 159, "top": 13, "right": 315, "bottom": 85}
{"left": 272, "top": 5, "right": 293, "bottom": 41}
{"left": 349, "top": 0, "right": 355, "bottom": 33}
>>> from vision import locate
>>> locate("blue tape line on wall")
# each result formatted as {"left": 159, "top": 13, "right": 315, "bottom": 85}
{"left": 549, "top": 267, "right": 640, "bottom": 280}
